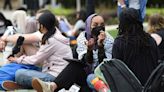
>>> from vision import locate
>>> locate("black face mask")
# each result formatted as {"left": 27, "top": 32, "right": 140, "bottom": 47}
{"left": 91, "top": 26, "right": 105, "bottom": 37}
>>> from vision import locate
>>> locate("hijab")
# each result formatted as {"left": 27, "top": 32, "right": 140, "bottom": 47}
{"left": 85, "top": 14, "right": 97, "bottom": 40}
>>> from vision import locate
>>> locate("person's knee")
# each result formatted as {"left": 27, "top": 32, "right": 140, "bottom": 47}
{"left": 86, "top": 73, "right": 95, "bottom": 89}
{"left": 15, "top": 69, "right": 33, "bottom": 88}
{"left": 16, "top": 69, "right": 27, "bottom": 77}
{"left": 15, "top": 69, "right": 28, "bottom": 81}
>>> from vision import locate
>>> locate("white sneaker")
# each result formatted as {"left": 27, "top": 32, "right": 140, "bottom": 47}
{"left": 32, "top": 78, "right": 53, "bottom": 92}
{"left": 2, "top": 80, "right": 22, "bottom": 90}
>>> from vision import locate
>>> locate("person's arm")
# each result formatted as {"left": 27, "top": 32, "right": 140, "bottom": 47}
{"left": 8, "top": 42, "right": 56, "bottom": 65}
{"left": 76, "top": 32, "right": 94, "bottom": 63}
{"left": 97, "top": 32, "right": 114, "bottom": 61}
{"left": 85, "top": 47, "right": 93, "bottom": 63}
{"left": 4, "top": 31, "right": 42, "bottom": 44}
{"left": 98, "top": 44, "right": 105, "bottom": 63}
{"left": 83, "top": 38, "right": 96, "bottom": 64}
{"left": 0, "top": 31, "right": 42, "bottom": 51}
{"left": 103, "top": 33, "right": 114, "bottom": 60}
{"left": 118, "top": 0, "right": 126, "bottom": 8}
{"left": 63, "top": 17, "right": 73, "bottom": 29}
{"left": 76, "top": 32, "right": 88, "bottom": 60}
{"left": 71, "top": 20, "right": 85, "bottom": 36}
{"left": 151, "top": 33, "right": 162, "bottom": 46}
{"left": 97, "top": 31, "right": 106, "bottom": 63}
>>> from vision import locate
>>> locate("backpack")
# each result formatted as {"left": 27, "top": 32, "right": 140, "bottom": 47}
{"left": 94, "top": 59, "right": 164, "bottom": 92}
{"left": 143, "top": 61, "right": 164, "bottom": 92}
{"left": 95, "top": 59, "right": 143, "bottom": 92}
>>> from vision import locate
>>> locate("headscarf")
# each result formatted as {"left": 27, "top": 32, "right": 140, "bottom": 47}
{"left": 85, "top": 14, "right": 97, "bottom": 40}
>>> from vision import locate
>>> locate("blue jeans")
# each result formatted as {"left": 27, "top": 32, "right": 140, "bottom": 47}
{"left": 117, "top": 7, "right": 143, "bottom": 22}
{"left": 0, "top": 63, "right": 39, "bottom": 90}
{"left": 86, "top": 73, "right": 95, "bottom": 89}
{"left": 15, "top": 69, "right": 56, "bottom": 89}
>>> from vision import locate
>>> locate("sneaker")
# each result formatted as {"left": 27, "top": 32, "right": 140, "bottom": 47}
{"left": 32, "top": 78, "right": 53, "bottom": 92}
{"left": 2, "top": 80, "right": 22, "bottom": 90}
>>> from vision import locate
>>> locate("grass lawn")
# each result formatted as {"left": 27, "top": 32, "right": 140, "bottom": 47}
{"left": 108, "top": 29, "right": 118, "bottom": 39}
{"left": 48, "top": 7, "right": 75, "bottom": 16}
{"left": 146, "top": 8, "right": 164, "bottom": 16}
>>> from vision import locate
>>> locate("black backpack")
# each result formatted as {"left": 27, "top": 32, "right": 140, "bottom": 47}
{"left": 99, "top": 59, "right": 143, "bottom": 92}
{"left": 96, "top": 59, "right": 164, "bottom": 92}
{"left": 143, "top": 61, "right": 164, "bottom": 92}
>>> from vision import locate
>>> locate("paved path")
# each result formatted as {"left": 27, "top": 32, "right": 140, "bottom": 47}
{"left": 0, "top": 10, "right": 14, "bottom": 20}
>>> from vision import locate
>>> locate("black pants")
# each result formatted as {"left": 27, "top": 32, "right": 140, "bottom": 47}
{"left": 3, "top": 0, "right": 12, "bottom": 10}
{"left": 54, "top": 62, "right": 92, "bottom": 92}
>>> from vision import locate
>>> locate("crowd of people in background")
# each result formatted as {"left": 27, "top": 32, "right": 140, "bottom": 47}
{"left": 0, "top": 0, "right": 163, "bottom": 92}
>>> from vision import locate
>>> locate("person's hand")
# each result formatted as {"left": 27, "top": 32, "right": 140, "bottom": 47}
{"left": 0, "top": 38, "right": 6, "bottom": 51}
{"left": 97, "top": 31, "right": 106, "bottom": 47}
{"left": 86, "top": 38, "right": 95, "bottom": 50}
{"left": 8, "top": 56, "right": 18, "bottom": 62}
{"left": 121, "top": 4, "right": 126, "bottom": 9}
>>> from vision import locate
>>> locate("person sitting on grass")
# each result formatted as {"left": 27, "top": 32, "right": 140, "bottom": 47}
{"left": 147, "top": 14, "right": 164, "bottom": 61}
{"left": 2, "top": 12, "right": 73, "bottom": 91}
{"left": 112, "top": 8, "right": 159, "bottom": 85}
{"left": 28, "top": 14, "right": 114, "bottom": 92}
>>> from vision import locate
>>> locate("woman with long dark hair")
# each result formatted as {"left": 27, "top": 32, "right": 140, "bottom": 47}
{"left": 0, "top": 16, "right": 39, "bottom": 90}
{"left": 30, "top": 14, "right": 113, "bottom": 92}
{"left": 2, "top": 13, "right": 72, "bottom": 90}
{"left": 112, "top": 8, "right": 159, "bottom": 85}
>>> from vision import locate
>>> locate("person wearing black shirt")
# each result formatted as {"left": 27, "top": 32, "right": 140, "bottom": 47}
{"left": 112, "top": 8, "right": 159, "bottom": 85}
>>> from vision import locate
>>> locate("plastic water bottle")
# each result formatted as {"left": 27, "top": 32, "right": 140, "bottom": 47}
{"left": 91, "top": 77, "right": 110, "bottom": 92}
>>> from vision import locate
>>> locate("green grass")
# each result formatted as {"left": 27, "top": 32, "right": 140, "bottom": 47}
{"left": 146, "top": 8, "right": 164, "bottom": 16}
{"left": 48, "top": 6, "right": 164, "bottom": 16}
{"left": 108, "top": 29, "right": 118, "bottom": 39}
{"left": 49, "top": 7, "right": 75, "bottom": 16}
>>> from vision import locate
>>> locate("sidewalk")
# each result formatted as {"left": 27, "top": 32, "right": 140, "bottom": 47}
{"left": 0, "top": 10, "right": 14, "bottom": 20}
{"left": 106, "top": 23, "right": 148, "bottom": 31}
